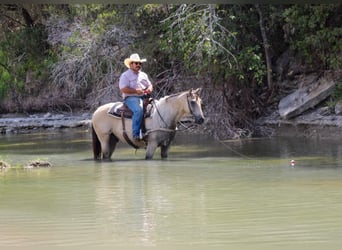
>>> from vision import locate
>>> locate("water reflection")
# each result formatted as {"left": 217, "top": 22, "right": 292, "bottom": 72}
{"left": 1, "top": 130, "right": 342, "bottom": 247}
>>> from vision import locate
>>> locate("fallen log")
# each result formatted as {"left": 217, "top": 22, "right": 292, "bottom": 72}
{"left": 279, "top": 77, "right": 336, "bottom": 119}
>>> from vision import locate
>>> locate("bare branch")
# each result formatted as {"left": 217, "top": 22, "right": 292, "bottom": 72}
{"left": 161, "top": 4, "right": 237, "bottom": 67}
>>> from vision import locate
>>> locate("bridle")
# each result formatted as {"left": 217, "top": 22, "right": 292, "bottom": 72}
{"left": 147, "top": 93, "right": 201, "bottom": 135}
{"left": 186, "top": 92, "right": 199, "bottom": 116}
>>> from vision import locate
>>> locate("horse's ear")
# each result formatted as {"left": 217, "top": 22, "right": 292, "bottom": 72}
{"left": 193, "top": 88, "right": 202, "bottom": 95}
{"left": 188, "top": 88, "right": 201, "bottom": 97}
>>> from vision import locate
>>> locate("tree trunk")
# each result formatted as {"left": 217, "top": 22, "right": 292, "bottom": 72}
{"left": 255, "top": 5, "right": 273, "bottom": 95}
{"left": 22, "top": 7, "right": 34, "bottom": 27}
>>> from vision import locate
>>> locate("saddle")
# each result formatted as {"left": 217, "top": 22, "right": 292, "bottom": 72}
{"left": 108, "top": 98, "right": 153, "bottom": 119}
{"left": 107, "top": 97, "right": 153, "bottom": 149}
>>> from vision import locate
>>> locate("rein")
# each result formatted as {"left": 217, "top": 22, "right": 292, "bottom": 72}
{"left": 146, "top": 93, "right": 196, "bottom": 135}
{"left": 186, "top": 93, "right": 196, "bottom": 115}
{"left": 145, "top": 127, "right": 175, "bottom": 135}
{"left": 152, "top": 99, "right": 170, "bottom": 129}
{"left": 145, "top": 99, "right": 175, "bottom": 135}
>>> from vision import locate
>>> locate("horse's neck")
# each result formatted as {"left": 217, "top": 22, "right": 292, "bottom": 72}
{"left": 153, "top": 95, "right": 186, "bottom": 128}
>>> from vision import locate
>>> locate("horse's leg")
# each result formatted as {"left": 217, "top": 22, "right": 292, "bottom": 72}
{"left": 92, "top": 125, "right": 102, "bottom": 160}
{"left": 145, "top": 141, "right": 158, "bottom": 160}
{"left": 161, "top": 132, "right": 175, "bottom": 159}
{"left": 97, "top": 133, "right": 112, "bottom": 160}
{"left": 160, "top": 144, "right": 170, "bottom": 159}
{"left": 108, "top": 133, "right": 119, "bottom": 159}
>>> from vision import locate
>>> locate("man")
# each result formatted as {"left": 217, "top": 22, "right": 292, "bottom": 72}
{"left": 119, "top": 53, "right": 153, "bottom": 142}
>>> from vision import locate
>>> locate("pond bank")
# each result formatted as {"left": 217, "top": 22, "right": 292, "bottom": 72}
{"left": 2, "top": 110, "right": 342, "bottom": 140}
{"left": 0, "top": 112, "right": 91, "bottom": 134}
{"left": 257, "top": 109, "right": 342, "bottom": 140}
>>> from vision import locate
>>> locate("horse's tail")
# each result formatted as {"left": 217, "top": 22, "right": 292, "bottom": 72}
{"left": 92, "top": 124, "right": 101, "bottom": 160}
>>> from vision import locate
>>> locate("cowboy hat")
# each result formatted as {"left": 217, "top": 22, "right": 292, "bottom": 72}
{"left": 124, "top": 53, "right": 147, "bottom": 68}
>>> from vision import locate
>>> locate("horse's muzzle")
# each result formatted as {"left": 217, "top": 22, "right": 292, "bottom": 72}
{"left": 195, "top": 117, "right": 205, "bottom": 124}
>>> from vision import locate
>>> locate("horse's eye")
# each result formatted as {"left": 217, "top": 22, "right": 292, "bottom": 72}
{"left": 190, "top": 100, "right": 198, "bottom": 108}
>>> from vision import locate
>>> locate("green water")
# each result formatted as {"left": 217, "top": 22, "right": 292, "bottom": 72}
{"left": 1, "top": 129, "right": 342, "bottom": 248}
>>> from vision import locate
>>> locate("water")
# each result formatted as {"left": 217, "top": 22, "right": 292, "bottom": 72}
{"left": 1, "top": 129, "right": 342, "bottom": 248}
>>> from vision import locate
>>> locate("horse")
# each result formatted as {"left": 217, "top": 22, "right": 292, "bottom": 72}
{"left": 91, "top": 88, "right": 205, "bottom": 160}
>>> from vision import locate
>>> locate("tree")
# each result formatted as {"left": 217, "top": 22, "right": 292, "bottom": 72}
{"left": 0, "top": 4, "right": 52, "bottom": 111}
{"left": 160, "top": 4, "right": 237, "bottom": 75}
{"left": 283, "top": 4, "right": 342, "bottom": 71}
{"left": 255, "top": 4, "right": 273, "bottom": 95}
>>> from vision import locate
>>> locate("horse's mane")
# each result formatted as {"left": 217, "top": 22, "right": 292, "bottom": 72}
{"left": 152, "top": 91, "right": 187, "bottom": 115}
{"left": 161, "top": 90, "right": 187, "bottom": 102}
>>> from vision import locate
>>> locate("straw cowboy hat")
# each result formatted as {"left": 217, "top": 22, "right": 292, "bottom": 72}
{"left": 124, "top": 53, "right": 147, "bottom": 68}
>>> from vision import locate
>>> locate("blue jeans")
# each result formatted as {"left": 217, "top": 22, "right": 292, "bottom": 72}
{"left": 124, "top": 96, "right": 144, "bottom": 138}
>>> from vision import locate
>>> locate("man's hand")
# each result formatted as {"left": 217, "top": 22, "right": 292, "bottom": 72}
{"left": 120, "top": 87, "right": 151, "bottom": 96}
{"left": 144, "top": 85, "right": 153, "bottom": 95}
{"left": 136, "top": 88, "right": 144, "bottom": 95}
{"left": 143, "top": 89, "right": 151, "bottom": 95}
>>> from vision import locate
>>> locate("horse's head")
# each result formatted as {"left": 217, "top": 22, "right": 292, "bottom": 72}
{"left": 187, "top": 88, "right": 205, "bottom": 124}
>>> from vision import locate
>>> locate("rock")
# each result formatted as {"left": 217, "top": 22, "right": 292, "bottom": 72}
{"left": 53, "top": 114, "right": 65, "bottom": 119}
{"left": 318, "top": 106, "right": 333, "bottom": 116}
{"left": 275, "top": 49, "right": 311, "bottom": 81}
{"left": 0, "top": 113, "right": 92, "bottom": 134}
{"left": 24, "top": 160, "right": 52, "bottom": 169}
{"left": 279, "top": 77, "right": 336, "bottom": 119}
{"left": 0, "top": 160, "right": 11, "bottom": 170}
{"left": 43, "top": 112, "right": 52, "bottom": 118}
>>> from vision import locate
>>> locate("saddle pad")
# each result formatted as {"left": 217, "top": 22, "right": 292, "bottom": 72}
{"left": 107, "top": 102, "right": 133, "bottom": 118}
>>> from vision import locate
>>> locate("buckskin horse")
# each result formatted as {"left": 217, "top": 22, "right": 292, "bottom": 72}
{"left": 91, "top": 88, "right": 205, "bottom": 160}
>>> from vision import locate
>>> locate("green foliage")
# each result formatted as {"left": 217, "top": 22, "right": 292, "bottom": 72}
{"left": 1, "top": 3, "right": 341, "bottom": 114}
{"left": 283, "top": 4, "right": 342, "bottom": 70}
{"left": 0, "top": 21, "right": 55, "bottom": 101}
{"left": 0, "top": 49, "right": 10, "bottom": 99}
{"left": 154, "top": 4, "right": 272, "bottom": 87}
{"left": 332, "top": 82, "right": 342, "bottom": 101}
{"left": 158, "top": 5, "right": 237, "bottom": 75}
{"left": 0, "top": 73, "right": 10, "bottom": 99}
{"left": 235, "top": 46, "right": 266, "bottom": 85}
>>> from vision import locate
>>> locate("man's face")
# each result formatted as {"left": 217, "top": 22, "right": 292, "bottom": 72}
{"left": 130, "top": 61, "right": 142, "bottom": 73}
